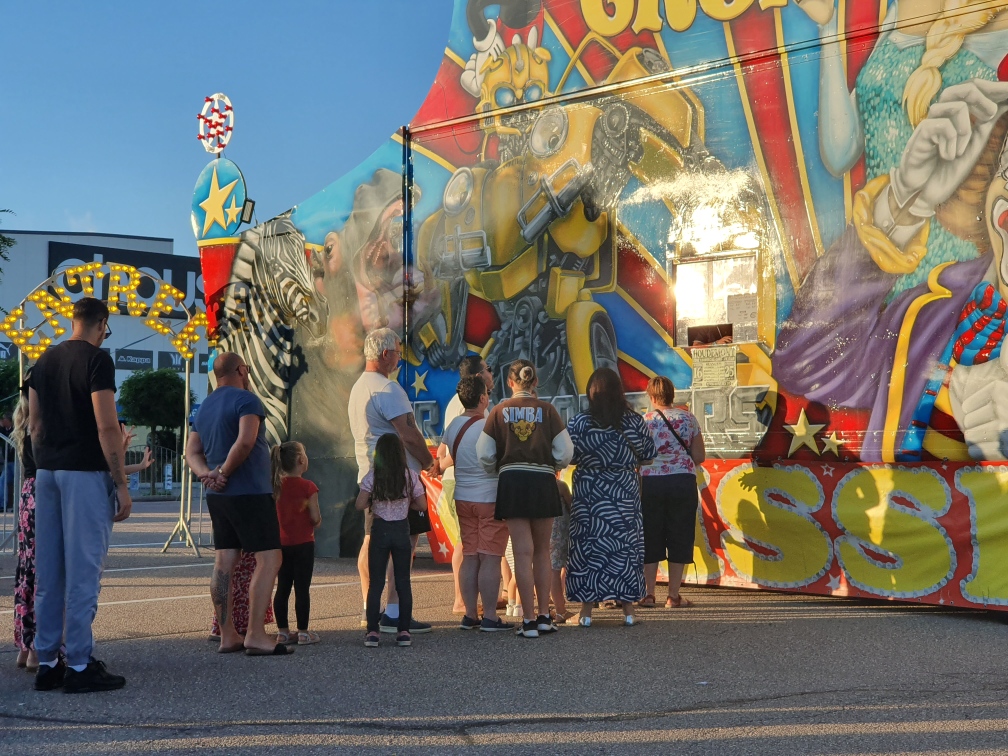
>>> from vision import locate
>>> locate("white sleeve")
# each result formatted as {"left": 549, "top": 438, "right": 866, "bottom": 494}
{"left": 443, "top": 394, "right": 464, "bottom": 427}
{"left": 378, "top": 381, "right": 413, "bottom": 422}
{"left": 442, "top": 418, "right": 460, "bottom": 453}
{"left": 475, "top": 430, "right": 498, "bottom": 473}
{"left": 552, "top": 428, "right": 574, "bottom": 469}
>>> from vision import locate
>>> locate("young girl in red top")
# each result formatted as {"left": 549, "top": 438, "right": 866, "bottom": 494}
{"left": 271, "top": 441, "right": 322, "bottom": 646}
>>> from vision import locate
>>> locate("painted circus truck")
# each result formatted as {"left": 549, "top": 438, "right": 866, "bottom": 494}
{"left": 195, "top": 0, "right": 1008, "bottom": 610}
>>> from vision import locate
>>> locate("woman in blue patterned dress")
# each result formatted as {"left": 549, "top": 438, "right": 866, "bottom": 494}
{"left": 565, "top": 368, "right": 657, "bottom": 627}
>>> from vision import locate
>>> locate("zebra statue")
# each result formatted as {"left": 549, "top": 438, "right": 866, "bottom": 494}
{"left": 214, "top": 214, "right": 328, "bottom": 444}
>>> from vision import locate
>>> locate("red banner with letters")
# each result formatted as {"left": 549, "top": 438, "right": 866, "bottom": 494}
{"left": 422, "top": 459, "right": 1008, "bottom": 607}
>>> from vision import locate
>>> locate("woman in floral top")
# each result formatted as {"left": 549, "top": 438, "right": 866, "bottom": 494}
{"left": 639, "top": 376, "right": 705, "bottom": 608}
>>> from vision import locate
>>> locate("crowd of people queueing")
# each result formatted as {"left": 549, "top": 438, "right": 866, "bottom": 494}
{"left": 345, "top": 328, "right": 705, "bottom": 644}
{"left": 10, "top": 307, "right": 704, "bottom": 690}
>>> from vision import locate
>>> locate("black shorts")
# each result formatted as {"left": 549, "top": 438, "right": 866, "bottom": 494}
{"left": 364, "top": 507, "right": 432, "bottom": 537}
{"left": 641, "top": 473, "right": 698, "bottom": 565}
{"left": 207, "top": 493, "right": 282, "bottom": 553}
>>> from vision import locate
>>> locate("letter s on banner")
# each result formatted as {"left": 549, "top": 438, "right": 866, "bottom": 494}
{"left": 833, "top": 467, "right": 954, "bottom": 599}
{"left": 716, "top": 464, "right": 831, "bottom": 588}
{"left": 957, "top": 467, "right": 1008, "bottom": 606}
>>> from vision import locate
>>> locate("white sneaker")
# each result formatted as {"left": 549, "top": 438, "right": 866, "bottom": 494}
{"left": 516, "top": 619, "right": 539, "bottom": 638}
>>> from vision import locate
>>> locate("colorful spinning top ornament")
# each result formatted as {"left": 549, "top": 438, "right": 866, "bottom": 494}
{"left": 197, "top": 93, "right": 234, "bottom": 154}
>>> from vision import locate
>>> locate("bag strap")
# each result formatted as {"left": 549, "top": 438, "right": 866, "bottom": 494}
{"left": 450, "top": 415, "right": 482, "bottom": 464}
{"left": 658, "top": 409, "right": 691, "bottom": 453}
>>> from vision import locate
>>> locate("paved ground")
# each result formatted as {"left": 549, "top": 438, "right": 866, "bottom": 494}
{"left": 1, "top": 502, "right": 1007, "bottom": 755}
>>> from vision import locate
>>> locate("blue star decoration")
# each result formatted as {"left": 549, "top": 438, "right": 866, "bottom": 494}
{"left": 191, "top": 158, "right": 247, "bottom": 241}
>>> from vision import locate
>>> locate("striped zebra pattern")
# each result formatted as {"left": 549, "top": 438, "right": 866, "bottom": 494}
{"left": 214, "top": 214, "right": 327, "bottom": 444}
{"left": 565, "top": 411, "right": 658, "bottom": 603}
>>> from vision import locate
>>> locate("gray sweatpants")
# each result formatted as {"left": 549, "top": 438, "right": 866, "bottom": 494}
{"left": 34, "top": 470, "right": 115, "bottom": 668}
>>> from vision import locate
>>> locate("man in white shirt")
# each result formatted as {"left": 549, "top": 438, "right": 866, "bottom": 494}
{"left": 348, "top": 328, "right": 435, "bottom": 633}
{"left": 442, "top": 356, "right": 494, "bottom": 613}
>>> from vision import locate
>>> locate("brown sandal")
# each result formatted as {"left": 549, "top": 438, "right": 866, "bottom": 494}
{"left": 666, "top": 595, "right": 693, "bottom": 608}
{"left": 637, "top": 594, "right": 657, "bottom": 608}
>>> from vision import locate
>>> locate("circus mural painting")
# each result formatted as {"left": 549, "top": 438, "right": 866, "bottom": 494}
{"left": 198, "top": 0, "right": 1008, "bottom": 610}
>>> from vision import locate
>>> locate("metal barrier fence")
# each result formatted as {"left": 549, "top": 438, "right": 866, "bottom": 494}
{"left": 0, "top": 441, "right": 214, "bottom": 554}
{"left": 127, "top": 443, "right": 182, "bottom": 498}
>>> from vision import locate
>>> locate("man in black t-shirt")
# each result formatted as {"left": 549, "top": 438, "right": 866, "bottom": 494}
{"left": 28, "top": 297, "right": 132, "bottom": 694}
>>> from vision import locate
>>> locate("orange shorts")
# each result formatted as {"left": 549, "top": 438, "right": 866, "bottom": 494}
{"left": 456, "top": 500, "right": 509, "bottom": 557}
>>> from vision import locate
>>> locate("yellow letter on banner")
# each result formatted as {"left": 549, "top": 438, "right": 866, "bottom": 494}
{"left": 581, "top": 0, "right": 635, "bottom": 37}
{"left": 631, "top": 0, "right": 664, "bottom": 33}
{"left": 958, "top": 467, "right": 1008, "bottom": 606}
{"left": 833, "top": 467, "right": 953, "bottom": 598}
{"left": 717, "top": 464, "right": 831, "bottom": 588}
{"left": 664, "top": 0, "right": 698, "bottom": 31}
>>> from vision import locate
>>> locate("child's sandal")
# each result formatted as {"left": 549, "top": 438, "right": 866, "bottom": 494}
{"left": 276, "top": 630, "right": 297, "bottom": 645}
{"left": 298, "top": 630, "right": 320, "bottom": 645}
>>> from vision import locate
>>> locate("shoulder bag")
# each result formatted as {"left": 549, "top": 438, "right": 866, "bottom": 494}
{"left": 450, "top": 415, "right": 482, "bottom": 465}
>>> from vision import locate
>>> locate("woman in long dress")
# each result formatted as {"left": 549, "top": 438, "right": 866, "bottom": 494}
{"left": 565, "top": 368, "right": 656, "bottom": 627}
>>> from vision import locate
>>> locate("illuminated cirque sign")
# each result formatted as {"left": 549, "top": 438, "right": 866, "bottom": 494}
{"left": 1, "top": 262, "right": 209, "bottom": 361}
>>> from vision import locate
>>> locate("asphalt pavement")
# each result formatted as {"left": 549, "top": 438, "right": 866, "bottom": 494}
{"left": 1, "top": 501, "right": 1007, "bottom": 755}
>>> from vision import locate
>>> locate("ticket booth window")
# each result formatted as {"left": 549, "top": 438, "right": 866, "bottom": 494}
{"left": 673, "top": 253, "right": 757, "bottom": 347}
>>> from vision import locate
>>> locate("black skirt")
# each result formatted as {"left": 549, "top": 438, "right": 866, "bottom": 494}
{"left": 495, "top": 468, "right": 562, "bottom": 520}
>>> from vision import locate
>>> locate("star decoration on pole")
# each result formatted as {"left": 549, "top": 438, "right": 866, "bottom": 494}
{"left": 821, "top": 431, "right": 844, "bottom": 456}
{"left": 784, "top": 408, "right": 825, "bottom": 456}
{"left": 199, "top": 164, "right": 239, "bottom": 236}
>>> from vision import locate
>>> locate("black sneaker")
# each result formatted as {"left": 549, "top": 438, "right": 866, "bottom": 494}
{"left": 459, "top": 615, "right": 480, "bottom": 630}
{"left": 536, "top": 614, "right": 558, "bottom": 634}
{"left": 516, "top": 619, "right": 539, "bottom": 638}
{"left": 62, "top": 658, "right": 125, "bottom": 694}
{"left": 480, "top": 617, "right": 514, "bottom": 632}
{"left": 380, "top": 615, "right": 433, "bottom": 634}
{"left": 33, "top": 659, "right": 66, "bottom": 691}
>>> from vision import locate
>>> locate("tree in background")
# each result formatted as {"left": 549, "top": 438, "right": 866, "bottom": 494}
{"left": 0, "top": 210, "right": 15, "bottom": 277}
{"left": 118, "top": 368, "right": 195, "bottom": 491}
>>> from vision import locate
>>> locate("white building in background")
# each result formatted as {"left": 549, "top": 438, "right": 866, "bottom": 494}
{"left": 0, "top": 231, "right": 209, "bottom": 406}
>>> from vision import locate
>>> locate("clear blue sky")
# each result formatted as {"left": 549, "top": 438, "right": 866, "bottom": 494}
{"left": 1, "top": 1, "right": 456, "bottom": 254}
